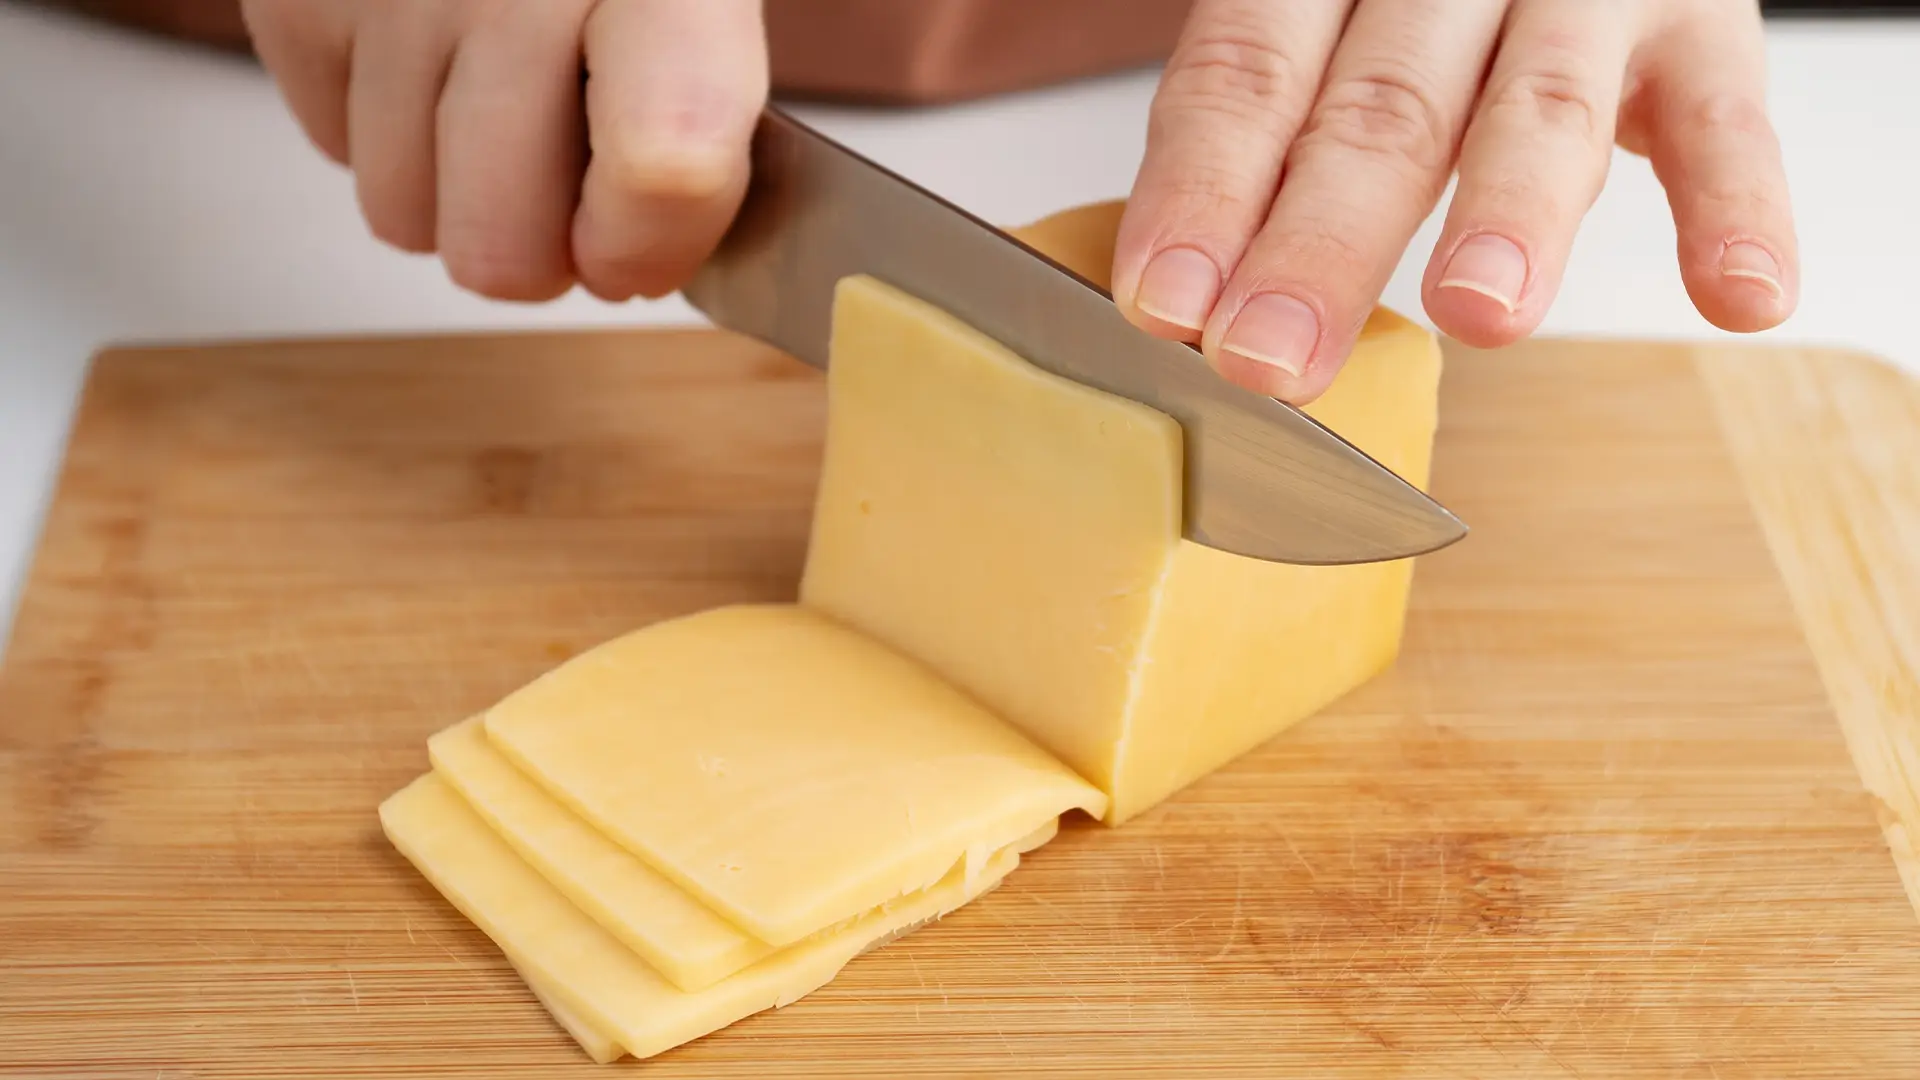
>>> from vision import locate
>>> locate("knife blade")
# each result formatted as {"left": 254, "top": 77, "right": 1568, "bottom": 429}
{"left": 682, "top": 106, "right": 1467, "bottom": 566}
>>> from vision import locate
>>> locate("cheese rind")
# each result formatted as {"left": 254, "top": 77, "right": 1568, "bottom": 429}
{"left": 429, "top": 716, "right": 769, "bottom": 992}
{"left": 381, "top": 772, "right": 1020, "bottom": 1062}
{"left": 800, "top": 201, "right": 1441, "bottom": 824}
{"left": 483, "top": 602, "right": 1104, "bottom": 946}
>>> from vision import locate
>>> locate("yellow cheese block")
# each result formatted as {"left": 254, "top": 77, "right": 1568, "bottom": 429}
{"left": 483, "top": 602, "right": 1105, "bottom": 946}
{"left": 381, "top": 772, "right": 1021, "bottom": 1062}
{"left": 802, "top": 200, "right": 1441, "bottom": 824}
{"left": 429, "top": 716, "right": 769, "bottom": 992}
{"left": 800, "top": 274, "right": 1185, "bottom": 801}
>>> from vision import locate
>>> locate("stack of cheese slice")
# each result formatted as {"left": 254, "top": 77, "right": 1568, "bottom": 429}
{"left": 383, "top": 605, "right": 1105, "bottom": 1062}
{"left": 381, "top": 200, "right": 1444, "bottom": 1062}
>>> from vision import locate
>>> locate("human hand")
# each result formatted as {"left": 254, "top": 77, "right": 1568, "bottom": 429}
{"left": 1112, "top": 0, "right": 1796, "bottom": 403}
{"left": 240, "top": 0, "right": 767, "bottom": 302}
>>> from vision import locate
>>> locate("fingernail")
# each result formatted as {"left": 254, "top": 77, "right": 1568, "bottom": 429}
{"left": 1134, "top": 247, "right": 1221, "bottom": 331}
{"left": 1220, "top": 293, "right": 1318, "bottom": 378}
{"left": 1437, "top": 233, "right": 1529, "bottom": 312}
{"left": 1721, "top": 241, "right": 1783, "bottom": 297}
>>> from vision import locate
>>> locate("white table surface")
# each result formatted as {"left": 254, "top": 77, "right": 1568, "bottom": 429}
{"left": 3, "top": 4, "right": 1917, "bottom": 648}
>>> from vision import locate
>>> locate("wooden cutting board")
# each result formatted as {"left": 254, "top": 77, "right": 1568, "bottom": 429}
{"left": 3, "top": 329, "right": 1917, "bottom": 1078}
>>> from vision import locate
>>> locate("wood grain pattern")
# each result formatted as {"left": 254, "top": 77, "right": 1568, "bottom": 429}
{"left": 1698, "top": 346, "right": 1920, "bottom": 917}
{"left": 3, "top": 331, "right": 1917, "bottom": 1078}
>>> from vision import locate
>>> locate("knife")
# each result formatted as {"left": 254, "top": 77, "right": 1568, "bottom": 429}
{"left": 682, "top": 106, "right": 1467, "bottom": 566}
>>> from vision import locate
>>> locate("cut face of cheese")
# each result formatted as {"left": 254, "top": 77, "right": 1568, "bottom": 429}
{"left": 381, "top": 773, "right": 1020, "bottom": 1062}
{"left": 483, "top": 603, "right": 1105, "bottom": 946}
{"left": 801, "top": 274, "right": 1186, "bottom": 798}
{"left": 429, "top": 716, "right": 769, "bottom": 992}
{"left": 1102, "top": 306, "right": 1441, "bottom": 821}
{"left": 801, "top": 201, "right": 1441, "bottom": 824}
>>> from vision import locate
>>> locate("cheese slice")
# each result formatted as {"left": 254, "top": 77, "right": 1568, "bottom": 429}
{"left": 430, "top": 716, "right": 769, "bottom": 992}
{"left": 801, "top": 200, "right": 1441, "bottom": 824}
{"left": 381, "top": 773, "right": 1021, "bottom": 1062}
{"left": 516, "top": 962, "right": 624, "bottom": 1065}
{"left": 434, "top": 714, "right": 1063, "bottom": 994}
{"left": 483, "top": 602, "right": 1105, "bottom": 946}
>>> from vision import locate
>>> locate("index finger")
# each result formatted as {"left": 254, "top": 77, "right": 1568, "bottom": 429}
{"left": 1203, "top": 0, "right": 1506, "bottom": 403}
{"left": 571, "top": 0, "right": 768, "bottom": 302}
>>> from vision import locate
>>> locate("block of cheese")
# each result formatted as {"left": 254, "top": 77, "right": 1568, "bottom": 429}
{"left": 802, "top": 200, "right": 1441, "bottom": 824}
{"left": 799, "top": 273, "right": 1185, "bottom": 804}
{"left": 381, "top": 772, "right": 1021, "bottom": 1062}
{"left": 430, "top": 716, "right": 769, "bottom": 992}
{"left": 483, "top": 602, "right": 1106, "bottom": 946}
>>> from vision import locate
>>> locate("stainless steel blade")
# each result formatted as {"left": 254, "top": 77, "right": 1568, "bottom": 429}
{"left": 683, "top": 107, "right": 1467, "bottom": 565}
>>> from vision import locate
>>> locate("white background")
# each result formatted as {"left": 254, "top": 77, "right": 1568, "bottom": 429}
{"left": 3, "top": 4, "right": 1917, "bottom": 646}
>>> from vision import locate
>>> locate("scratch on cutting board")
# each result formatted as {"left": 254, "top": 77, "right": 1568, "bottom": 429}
{"left": 1621, "top": 998, "right": 1645, "bottom": 1051}
{"left": 901, "top": 946, "right": 927, "bottom": 988}
{"left": 425, "top": 929, "right": 474, "bottom": 973}
{"left": 1277, "top": 829, "right": 1319, "bottom": 883}
{"left": 405, "top": 916, "right": 417, "bottom": 946}
{"left": 1424, "top": 837, "right": 1449, "bottom": 957}
{"left": 345, "top": 968, "right": 362, "bottom": 1012}
{"left": 1149, "top": 912, "right": 1202, "bottom": 938}
{"left": 1009, "top": 936, "right": 1082, "bottom": 1005}
{"left": 1496, "top": 982, "right": 1529, "bottom": 1017}
{"left": 993, "top": 1026, "right": 1018, "bottom": 1062}
{"left": 1208, "top": 864, "right": 1246, "bottom": 962}
{"left": 1541, "top": 969, "right": 1599, "bottom": 1051}
{"left": 900, "top": 946, "right": 950, "bottom": 1008}
{"left": 1016, "top": 888, "right": 1094, "bottom": 931}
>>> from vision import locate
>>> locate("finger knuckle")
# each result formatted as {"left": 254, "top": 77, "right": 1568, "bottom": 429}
{"left": 1157, "top": 13, "right": 1310, "bottom": 128}
{"left": 1485, "top": 68, "right": 1607, "bottom": 144}
{"left": 1237, "top": 220, "right": 1372, "bottom": 297}
{"left": 1138, "top": 154, "right": 1278, "bottom": 222}
{"left": 1298, "top": 221, "right": 1375, "bottom": 282}
{"left": 596, "top": 130, "right": 741, "bottom": 204}
{"left": 590, "top": 83, "right": 758, "bottom": 203}
{"left": 573, "top": 244, "right": 670, "bottom": 300}
{"left": 355, "top": 178, "right": 436, "bottom": 253}
{"left": 1691, "top": 182, "right": 1779, "bottom": 225}
{"left": 363, "top": 206, "right": 436, "bottom": 255}
{"left": 442, "top": 238, "right": 572, "bottom": 302}
{"left": 1300, "top": 67, "right": 1452, "bottom": 177}
{"left": 1470, "top": 170, "right": 1588, "bottom": 232}
{"left": 1675, "top": 91, "right": 1775, "bottom": 146}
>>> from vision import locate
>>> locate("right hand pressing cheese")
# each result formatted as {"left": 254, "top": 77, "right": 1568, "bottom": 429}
{"left": 803, "top": 201, "right": 1441, "bottom": 824}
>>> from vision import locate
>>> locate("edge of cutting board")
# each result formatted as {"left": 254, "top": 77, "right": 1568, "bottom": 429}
{"left": 1688, "top": 344, "right": 1920, "bottom": 917}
